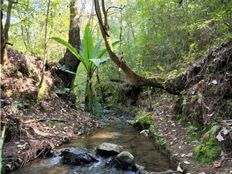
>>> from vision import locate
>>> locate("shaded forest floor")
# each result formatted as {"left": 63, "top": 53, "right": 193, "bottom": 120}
{"left": 1, "top": 43, "right": 232, "bottom": 174}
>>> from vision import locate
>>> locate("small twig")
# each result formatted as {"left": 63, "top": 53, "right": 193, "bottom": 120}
{"left": 37, "top": 119, "right": 67, "bottom": 123}
{"left": 106, "top": 6, "right": 124, "bottom": 14}
{"left": 6, "top": 42, "right": 13, "bottom": 46}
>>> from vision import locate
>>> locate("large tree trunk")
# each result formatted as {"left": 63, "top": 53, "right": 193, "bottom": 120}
{"left": 94, "top": 0, "right": 232, "bottom": 95}
{"left": 1, "top": 0, "right": 13, "bottom": 65}
{"left": 58, "top": 0, "right": 81, "bottom": 88}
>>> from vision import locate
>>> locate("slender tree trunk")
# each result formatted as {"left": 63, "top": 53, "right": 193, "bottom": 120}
{"left": 1, "top": 0, "right": 5, "bottom": 64}
{"left": 85, "top": 72, "right": 94, "bottom": 112}
{"left": 58, "top": 0, "right": 81, "bottom": 88}
{"left": 1, "top": 0, "right": 14, "bottom": 65}
{"left": 38, "top": 0, "right": 51, "bottom": 99}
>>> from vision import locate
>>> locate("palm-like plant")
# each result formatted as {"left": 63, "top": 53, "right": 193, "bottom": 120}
{"left": 51, "top": 23, "right": 112, "bottom": 115}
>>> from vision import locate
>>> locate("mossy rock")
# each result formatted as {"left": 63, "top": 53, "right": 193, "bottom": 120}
{"left": 193, "top": 125, "right": 221, "bottom": 164}
{"left": 115, "top": 151, "right": 135, "bottom": 170}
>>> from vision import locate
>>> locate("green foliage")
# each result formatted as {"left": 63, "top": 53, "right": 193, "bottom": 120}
{"left": 48, "top": 121, "right": 60, "bottom": 127}
{"left": 55, "top": 87, "right": 71, "bottom": 95}
{"left": 115, "top": 0, "right": 232, "bottom": 78}
{"left": 128, "top": 111, "right": 153, "bottom": 129}
{"left": 193, "top": 125, "right": 221, "bottom": 164}
{"left": 149, "top": 125, "right": 167, "bottom": 148}
{"left": 58, "top": 64, "right": 76, "bottom": 75}
{"left": 226, "top": 99, "right": 232, "bottom": 115}
{"left": 9, "top": 0, "right": 70, "bottom": 60}
{"left": 3, "top": 100, "right": 24, "bottom": 110}
{"left": 127, "top": 110, "right": 167, "bottom": 148}
{"left": 186, "top": 125, "right": 198, "bottom": 141}
{"left": 4, "top": 90, "right": 13, "bottom": 97}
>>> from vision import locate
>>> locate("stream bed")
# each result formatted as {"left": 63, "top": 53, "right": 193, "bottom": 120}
{"left": 11, "top": 116, "right": 172, "bottom": 174}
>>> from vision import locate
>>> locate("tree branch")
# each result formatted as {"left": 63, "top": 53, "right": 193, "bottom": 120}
{"left": 106, "top": 6, "right": 124, "bottom": 14}
{"left": 94, "top": 0, "right": 109, "bottom": 37}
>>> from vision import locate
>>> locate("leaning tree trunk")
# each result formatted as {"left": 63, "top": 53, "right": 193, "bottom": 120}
{"left": 58, "top": 0, "right": 81, "bottom": 88}
{"left": 94, "top": 0, "right": 232, "bottom": 95}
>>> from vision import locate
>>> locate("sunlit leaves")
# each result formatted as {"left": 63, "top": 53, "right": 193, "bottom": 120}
{"left": 51, "top": 23, "right": 112, "bottom": 72}
{"left": 81, "top": 23, "right": 94, "bottom": 68}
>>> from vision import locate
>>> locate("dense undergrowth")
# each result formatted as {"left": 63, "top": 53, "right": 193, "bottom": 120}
{"left": 193, "top": 125, "right": 221, "bottom": 164}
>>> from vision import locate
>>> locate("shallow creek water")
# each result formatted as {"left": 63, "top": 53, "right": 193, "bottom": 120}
{"left": 11, "top": 118, "right": 172, "bottom": 174}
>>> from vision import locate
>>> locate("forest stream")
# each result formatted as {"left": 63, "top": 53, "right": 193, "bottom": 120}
{"left": 1, "top": 0, "right": 232, "bottom": 173}
{"left": 10, "top": 114, "right": 172, "bottom": 174}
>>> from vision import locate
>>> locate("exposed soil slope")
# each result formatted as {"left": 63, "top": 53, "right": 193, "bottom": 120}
{"left": 0, "top": 48, "right": 98, "bottom": 173}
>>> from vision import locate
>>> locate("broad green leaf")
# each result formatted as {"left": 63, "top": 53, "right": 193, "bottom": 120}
{"left": 90, "top": 57, "right": 110, "bottom": 67}
{"left": 59, "top": 64, "right": 76, "bottom": 75}
{"left": 50, "top": 37, "right": 88, "bottom": 69}
{"left": 93, "top": 39, "right": 103, "bottom": 58}
{"left": 82, "top": 23, "right": 94, "bottom": 62}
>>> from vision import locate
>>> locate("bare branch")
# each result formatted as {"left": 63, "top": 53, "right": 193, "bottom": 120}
{"left": 94, "top": 0, "right": 109, "bottom": 37}
{"left": 101, "top": 0, "right": 107, "bottom": 26}
{"left": 106, "top": 6, "right": 124, "bottom": 14}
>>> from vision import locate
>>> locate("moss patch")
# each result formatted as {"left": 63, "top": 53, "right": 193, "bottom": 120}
{"left": 38, "top": 82, "right": 48, "bottom": 101}
{"left": 193, "top": 125, "right": 221, "bottom": 164}
{"left": 128, "top": 111, "right": 153, "bottom": 129}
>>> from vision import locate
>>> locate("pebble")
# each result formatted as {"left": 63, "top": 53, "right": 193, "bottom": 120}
{"left": 184, "top": 161, "right": 190, "bottom": 165}
{"left": 186, "top": 153, "right": 193, "bottom": 157}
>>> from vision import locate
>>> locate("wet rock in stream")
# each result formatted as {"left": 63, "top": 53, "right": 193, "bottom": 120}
{"left": 97, "top": 142, "right": 121, "bottom": 157}
{"left": 114, "top": 151, "right": 136, "bottom": 170}
{"left": 60, "top": 145, "right": 145, "bottom": 173}
{"left": 60, "top": 148, "right": 97, "bottom": 165}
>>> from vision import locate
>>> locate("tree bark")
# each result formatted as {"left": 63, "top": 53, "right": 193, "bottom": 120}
{"left": 94, "top": 0, "right": 232, "bottom": 95}
{"left": 1, "top": 0, "right": 14, "bottom": 65}
{"left": 1, "top": 0, "right": 5, "bottom": 64}
{"left": 58, "top": 0, "right": 81, "bottom": 88}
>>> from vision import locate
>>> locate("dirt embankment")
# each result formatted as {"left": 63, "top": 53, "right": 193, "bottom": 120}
{"left": 137, "top": 92, "right": 232, "bottom": 174}
{"left": 136, "top": 39, "right": 232, "bottom": 174}
{"left": 98, "top": 40, "right": 232, "bottom": 174}
{"left": 0, "top": 48, "right": 99, "bottom": 173}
